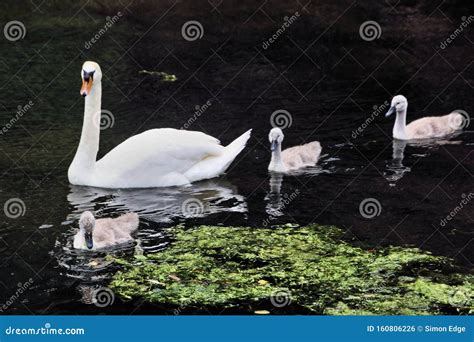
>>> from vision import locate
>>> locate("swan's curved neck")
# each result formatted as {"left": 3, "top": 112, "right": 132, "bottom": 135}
{"left": 269, "top": 144, "right": 286, "bottom": 172}
{"left": 393, "top": 108, "right": 407, "bottom": 140}
{"left": 71, "top": 83, "right": 102, "bottom": 171}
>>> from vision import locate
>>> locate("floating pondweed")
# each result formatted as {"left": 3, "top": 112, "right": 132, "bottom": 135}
{"left": 109, "top": 225, "right": 473, "bottom": 314}
{"left": 138, "top": 70, "right": 177, "bottom": 82}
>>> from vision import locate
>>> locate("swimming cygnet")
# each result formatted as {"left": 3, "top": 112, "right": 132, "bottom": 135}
{"left": 73, "top": 211, "right": 139, "bottom": 250}
{"left": 386, "top": 95, "right": 466, "bottom": 140}
{"left": 268, "top": 127, "right": 322, "bottom": 173}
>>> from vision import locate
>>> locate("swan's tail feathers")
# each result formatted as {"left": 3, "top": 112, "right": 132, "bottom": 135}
{"left": 115, "top": 212, "right": 139, "bottom": 233}
{"left": 221, "top": 129, "right": 252, "bottom": 172}
{"left": 183, "top": 129, "right": 252, "bottom": 182}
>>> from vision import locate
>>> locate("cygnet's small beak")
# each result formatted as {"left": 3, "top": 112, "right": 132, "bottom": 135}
{"left": 385, "top": 106, "right": 396, "bottom": 118}
{"left": 85, "top": 232, "right": 93, "bottom": 249}
{"left": 270, "top": 140, "right": 278, "bottom": 151}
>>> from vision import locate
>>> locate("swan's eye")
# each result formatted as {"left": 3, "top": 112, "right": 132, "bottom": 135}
{"left": 83, "top": 70, "right": 95, "bottom": 82}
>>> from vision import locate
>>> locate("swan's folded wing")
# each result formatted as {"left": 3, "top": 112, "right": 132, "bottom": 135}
{"left": 96, "top": 128, "right": 224, "bottom": 177}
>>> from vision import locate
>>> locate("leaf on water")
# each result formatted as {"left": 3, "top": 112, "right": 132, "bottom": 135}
{"left": 254, "top": 310, "right": 270, "bottom": 315}
{"left": 147, "top": 279, "right": 165, "bottom": 286}
{"left": 169, "top": 274, "right": 181, "bottom": 282}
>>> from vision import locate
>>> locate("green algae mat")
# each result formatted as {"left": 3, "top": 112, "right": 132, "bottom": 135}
{"left": 109, "top": 225, "right": 473, "bottom": 314}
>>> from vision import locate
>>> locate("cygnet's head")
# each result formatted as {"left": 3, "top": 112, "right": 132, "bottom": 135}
{"left": 79, "top": 211, "right": 96, "bottom": 249}
{"left": 385, "top": 95, "right": 408, "bottom": 117}
{"left": 269, "top": 127, "right": 284, "bottom": 151}
{"left": 80, "top": 61, "right": 102, "bottom": 97}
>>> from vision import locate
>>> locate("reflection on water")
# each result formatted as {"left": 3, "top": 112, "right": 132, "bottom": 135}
{"left": 385, "top": 140, "right": 411, "bottom": 183}
{"left": 384, "top": 134, "right": 464, "bottom": 183}
{"left": 265, "top": 163, "right": 330, "bottom": 218}
{"left": 265, "top": 172, "right": 284, "bottom": 217}
{"left": 66, "top": 179, "right": 247, "bottom": 223}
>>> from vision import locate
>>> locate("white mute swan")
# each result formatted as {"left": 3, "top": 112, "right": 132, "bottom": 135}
{"left": 68, "top": 61, "right": 252, "bottom": 188}
{"left": 73, "top": 211, "right": 139, "bottom": 250}
{"left": 385, "top": 95, "right": 465, "bottom": 140}
{"left": 268, "top": 127, "right": 321, "bottom": 173}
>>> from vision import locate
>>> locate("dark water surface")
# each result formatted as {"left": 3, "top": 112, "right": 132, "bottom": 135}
{"left": 0, "top": 0, "right": 472, "bottom": 314}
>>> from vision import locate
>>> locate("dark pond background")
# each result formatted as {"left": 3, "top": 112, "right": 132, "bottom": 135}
{"left": 0, "top": 0, "right": 472, "bottom": 314}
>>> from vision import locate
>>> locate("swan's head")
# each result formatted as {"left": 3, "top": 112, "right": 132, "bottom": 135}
{"left": 386, "top": 95, "right": 408, "bottom": 117}
{"left": 269, "top": 127, "right": 284, "bottom": 151}
{"left": 80, "top": 61, "right": 102, "bottom": 97}
{"left": 79, "top": 211, "right": 96, "bottom": 249}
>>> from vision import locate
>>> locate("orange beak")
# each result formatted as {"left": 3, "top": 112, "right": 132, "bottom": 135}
{"left": 80, "top": 79, "right": 93, "bottom": 97}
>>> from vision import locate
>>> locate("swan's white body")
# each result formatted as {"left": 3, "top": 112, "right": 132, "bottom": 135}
{"left": 73, "top": 211, "right": 139, "bottom": 250}
{"left": 68, "top": 61, "right": 251, "bottom": 188}
{"left": 386, "top": 95, "right": 465, "bottom": 140}
{"left": 268, "top": 128, "right": 321, "bottom": 173}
